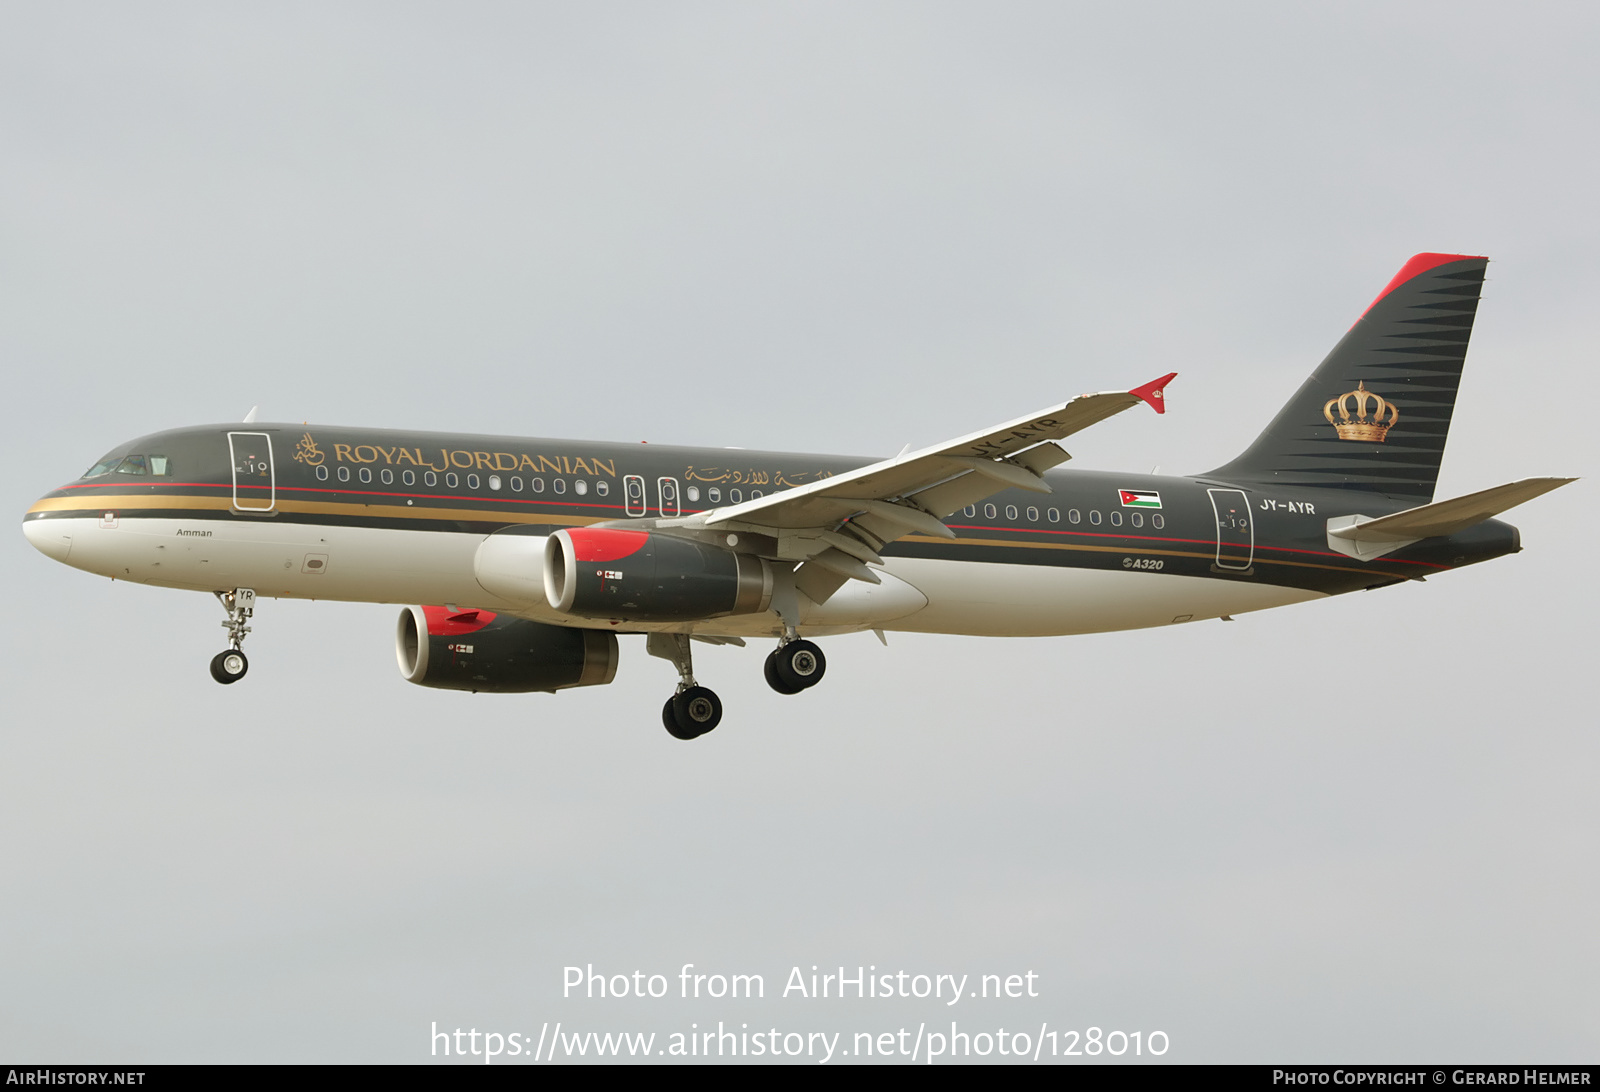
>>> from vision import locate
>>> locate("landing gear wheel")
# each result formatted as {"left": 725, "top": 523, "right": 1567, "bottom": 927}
{"left": 764, "top": 651, "right": 803, "bottom": 695}
{"left": 772, "top": 640, "right": 825, "bottom": 692}
{"left": 664, "top": 686, "right": 722, "bottom": 739}
{"left": 209, "top": 649, "right": 249, "bottom": 684}
{"left": 662, "top": 697, "right": 693, "bottom": 739}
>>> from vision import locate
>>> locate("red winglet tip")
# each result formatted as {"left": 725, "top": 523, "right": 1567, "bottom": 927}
{"left": 1129, "top": 372, "right": 1177, "bottom": 415}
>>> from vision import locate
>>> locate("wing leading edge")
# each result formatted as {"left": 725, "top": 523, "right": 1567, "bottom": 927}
{"left": 694, "top": 373, "right": 1176, "bottom": 596}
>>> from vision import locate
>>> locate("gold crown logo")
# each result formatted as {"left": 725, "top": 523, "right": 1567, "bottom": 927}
{"left": 1323, "top": 382, "right": 1398, "bottom": 442}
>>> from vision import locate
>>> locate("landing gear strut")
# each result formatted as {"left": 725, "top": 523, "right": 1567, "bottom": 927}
{"left": 647, "top": 633, "right": 722, "bottom": 740}
{"left": 765, "top": 637, "right": 826, "bottom": 695}
{"left": 209, "top": 588, "right": 256, "bottom": 685}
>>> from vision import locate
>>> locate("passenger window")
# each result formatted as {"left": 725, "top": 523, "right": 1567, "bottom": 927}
{"left": 359, "top": 468, "right": 372, "bottom": 483}
{"left": 1152, "top": 514, "right": 1165, "bottom": 530}
{"left": 964, "top": 505, "right": 976, "bottom": 517}
{"left": 687, "top": 485, "right": 701, "bottom": 502}
{"left": 730, "top": 488, "right": 742, "bottom": 503}
{"left": 1131, "top": 511, "right": 1143, "bottom": 528}
{"left": 596, "top": 481, "right": 609, "bottom": 497}
{"left": 1110, "top": 510, "right": 1122, "bottom": 526}
{"left": 1047, "top": 508, "right": 1060, "bottom": 523}
{"left": 1069, "top": 509, "right": 1080, "bottom": 524}
{"left": 708, "top": 487, "right": 721, "bottom": 503}
{"left": 532, "top": 478, "right": 545, "bottom": 493}
{"left": 338, "top": 467, "right": 350, "bottom": 483}
{"left": 984, "top": 504, "right": 997, "bottom": 518}
{"left": 1005, "top": 505, "right": 1018, "bottom": 520}
{"left": 467, "top": 474, "right": 479, "bottom": 489}
{"left": 489, "top": 475, "right": 502, "bottom": 490}
{"left": 425, "top": 471, "right": 437, "bottom": 487}
{"left": 1027, "top": 506, "right": 1039, "bottom": 522}
{"left": 510, "top": 476, "right": 522, "bottom": 491}
{"left": 1089, "top": 510, "right": 1102, "bottom": 525}
{"left": 403, "top": 470, "right": 415, "bottom": 486}
{"left": 316, "top": 466, "right": 329, "bottom": 481}
{"left": 554, "top": 479, "right": 566, "bottom": 494}
{"left": 446, "top": 473, "right": 459, "bottom": 488}
{"left": 751, "top": 490, "right": 762, "bottom": 499}
{"left": 575, "top": 480, "right": 588, "bottom": 496}
{"left": 381, "top": 468, "right": 394, "bottom": 485}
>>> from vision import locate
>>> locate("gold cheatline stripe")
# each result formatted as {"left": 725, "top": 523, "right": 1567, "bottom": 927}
{"left": 908, "top": 533, "right": 1378, "bottom": 578}
{"left": 32, "top": 495, "right": 1376, "bottom": 578}
{"left": 27, "top": 493, "right": 595, "bottom": 526}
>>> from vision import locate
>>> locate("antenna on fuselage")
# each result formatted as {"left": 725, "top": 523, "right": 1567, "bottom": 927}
{"left": 242, "top": 406, "right": 259, "bottom": 423}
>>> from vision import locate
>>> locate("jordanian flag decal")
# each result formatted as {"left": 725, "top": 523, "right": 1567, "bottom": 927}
{"left": 1118, "top": 489, "right": 1162, "bottom": 509}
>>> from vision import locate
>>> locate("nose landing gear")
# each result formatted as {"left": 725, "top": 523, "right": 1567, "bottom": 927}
{"left": 209, "top": 648, "right": 249, "bottom": 684}
{"left": 209, "top": 588, "right": 256, "bottom": 685}
{"left": 647, "top": 633, "right": 723, "bottom": 740}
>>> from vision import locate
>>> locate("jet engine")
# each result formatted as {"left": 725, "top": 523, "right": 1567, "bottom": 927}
{"left": 543, "top": 528, "right": 773, "bottom": 623}
{"left": 396, "top": 605, "right": 618, "bottom": 693}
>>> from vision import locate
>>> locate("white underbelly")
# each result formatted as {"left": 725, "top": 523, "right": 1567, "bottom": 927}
{"left": 42, "top": 517, "right": 504, "bottom": 607}
{"left": 878, "top": 556, "right": 1322, "bottom": 636}
{"left": 46, "top": 517, "right": 1322, "bottom": 638}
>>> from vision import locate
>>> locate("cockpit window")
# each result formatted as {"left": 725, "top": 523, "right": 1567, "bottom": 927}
{"left": 81, "top": 453, "right": 170, "bottom": 478}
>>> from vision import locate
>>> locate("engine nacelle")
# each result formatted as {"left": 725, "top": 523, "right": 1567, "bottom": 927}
{"left": 396, "top": 605, "right": 618, "bottom": 693}
{"left": 544, "top": 528, "right": 773, "bottom": 622}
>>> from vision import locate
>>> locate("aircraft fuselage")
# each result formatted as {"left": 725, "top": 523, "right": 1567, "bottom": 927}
{"left": 23, "top": 421, "right": 1517, "bottom": 641}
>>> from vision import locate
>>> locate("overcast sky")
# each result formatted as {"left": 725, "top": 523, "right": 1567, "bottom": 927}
{"left": 2, "top": 1, "right": 1595, "bottom": 1064}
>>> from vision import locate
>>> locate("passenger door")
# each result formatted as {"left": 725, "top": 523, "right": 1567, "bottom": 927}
{"left": 1207, "top": 488, "right": 1253, "bottom": 571}
{"left": 229, "top": 432, "right": 276, "bottom": 512}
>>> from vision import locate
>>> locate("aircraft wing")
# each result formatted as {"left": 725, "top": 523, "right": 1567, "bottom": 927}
{"left": 700, "top": 373, "right": 1176, "bottom": 586}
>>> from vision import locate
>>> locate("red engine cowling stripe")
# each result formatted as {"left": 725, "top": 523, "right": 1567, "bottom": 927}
{"left": 422, "top": 605, "right": 498, "bottom": 635}
{"left": 567, "top": 527, "right": 650, "bottom": 563}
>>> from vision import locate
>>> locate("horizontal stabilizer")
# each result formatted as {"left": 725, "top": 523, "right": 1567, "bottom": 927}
{"left": 1326, "top": 477, "right": 1575, "bottom": 560}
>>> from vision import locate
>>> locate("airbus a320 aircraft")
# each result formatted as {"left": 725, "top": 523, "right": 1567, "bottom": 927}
{"left": 22, "top": 254, "right": 1573, "bottom": 739}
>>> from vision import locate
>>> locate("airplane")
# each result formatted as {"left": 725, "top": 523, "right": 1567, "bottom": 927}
{"left": 21, "top": 253, "right": 1574, "bottom": 740}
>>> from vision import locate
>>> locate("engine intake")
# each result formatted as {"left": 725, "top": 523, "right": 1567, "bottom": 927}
{"left": 396, "top": 605, "right": 618, "bottom": 693}
{"left": 544, "top": 528, "right": 773, "bottom": 622}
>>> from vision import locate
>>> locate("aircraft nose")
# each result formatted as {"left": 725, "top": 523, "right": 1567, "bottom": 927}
{"left": 23, "top": 512, "right": 73, "bottom": 562}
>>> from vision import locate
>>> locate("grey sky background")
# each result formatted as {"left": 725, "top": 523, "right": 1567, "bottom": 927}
{"left": 2, "top": 1, "right": 1595, "bottom": 1063}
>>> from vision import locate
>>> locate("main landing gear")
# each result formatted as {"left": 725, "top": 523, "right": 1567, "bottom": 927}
{"left": 764, "top": 637, "right": 826, "bottom": 695}
{"left": 647, "top": 631, "right": 828, "bottom": 740}
{"left": 209, "top": 588, "right": 256, "bottom": 685}
{"left": 647, "top": 633, "right": 723, "bottom": 741}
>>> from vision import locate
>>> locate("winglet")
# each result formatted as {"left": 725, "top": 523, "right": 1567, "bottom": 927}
{"left": 1129, "top": 372, "right": 1177, "bottom": 415}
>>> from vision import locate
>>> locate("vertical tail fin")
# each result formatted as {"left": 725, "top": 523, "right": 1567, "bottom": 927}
{"left": 1207, "top": 253, "right": 1489, "bottom": 502}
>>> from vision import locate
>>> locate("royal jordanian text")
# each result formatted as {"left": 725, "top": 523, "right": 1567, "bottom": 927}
{"left": 329, "top": 443, "right": 616, "bottom": 477}
{"left": 563, "top": 963, "right": 1038, "bottom": 1005}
